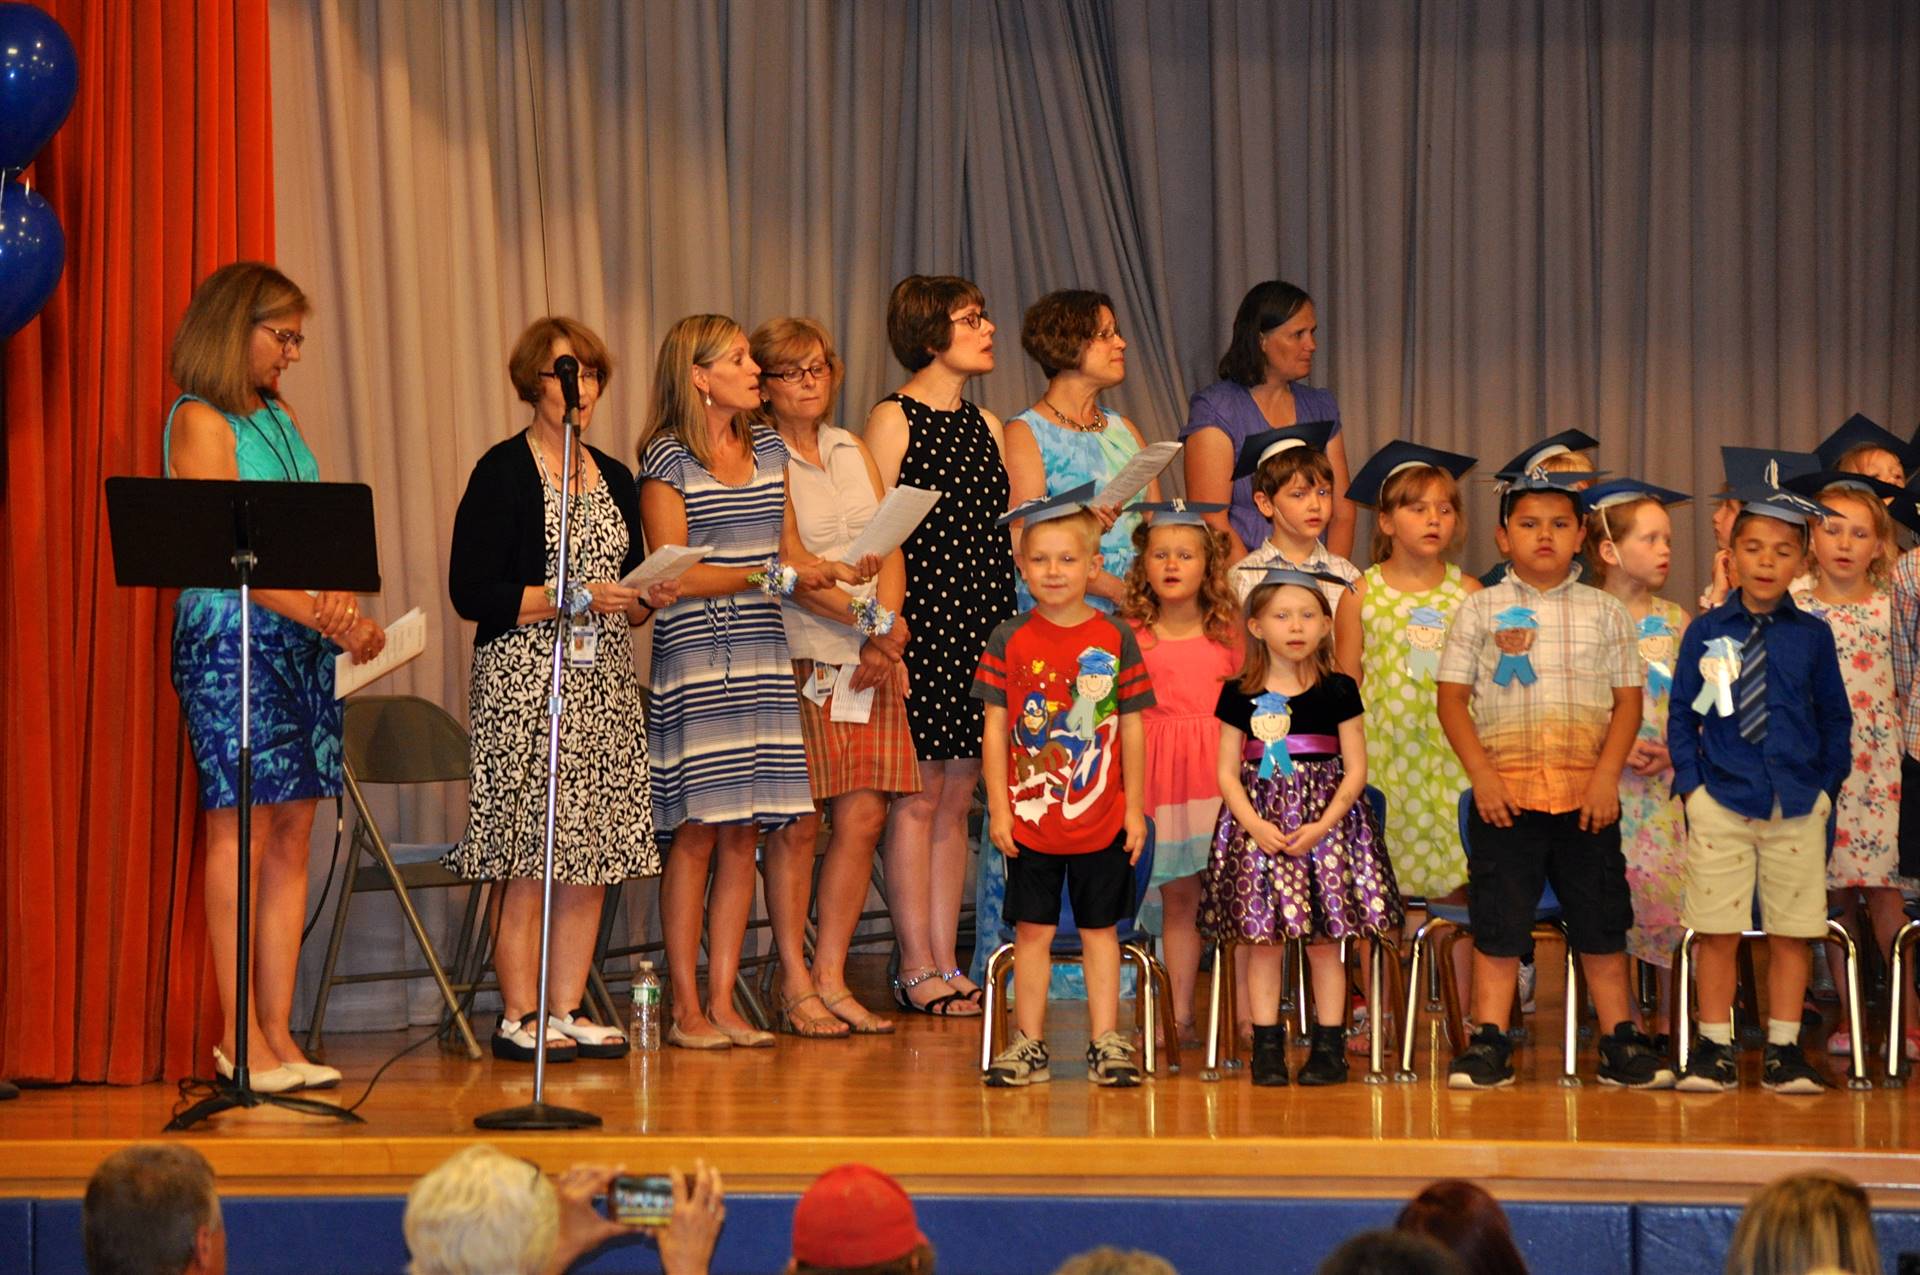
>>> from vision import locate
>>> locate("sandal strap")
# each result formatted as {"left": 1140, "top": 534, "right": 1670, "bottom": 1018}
{"left": 549, "top": 1013, "right": 625, "bottom": 1046}
{"left": 781, "top": 990, "right": 829, "bottom": 1013}
{"left": 499, "top": 1013, "right": 569, "bottom": 1047}
{"left": 895, "top": 966, "right": 942, "bottom": 992}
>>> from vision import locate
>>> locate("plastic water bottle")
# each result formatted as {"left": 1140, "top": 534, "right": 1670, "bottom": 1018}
{"left": 631, "top": 961, "right": 663, "bottom": 1051}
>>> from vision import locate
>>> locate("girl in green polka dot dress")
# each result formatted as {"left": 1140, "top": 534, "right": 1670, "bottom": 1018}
{"left": 1337, "top": 444, "right": 1481, "bottom": 910}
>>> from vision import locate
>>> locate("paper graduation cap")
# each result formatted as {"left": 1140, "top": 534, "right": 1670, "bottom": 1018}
{"left": 1580, "top": 478, "right": 1691, "bottom": 515}
{"left": 1815, "top": 412, "right": 1915, "bottom": 473}
{"left": 998, "top": 480, "right": 1098, "bottom": 528}
{"left": 1231, "top": 420, "right": 1337, "bottom": 480}
{"left": 1493, "top": 429, "right": 1598, "bottom": 479}
{"left": 1233, "top": 564, "right": 1356, "bottom": 594}
{"left": 1126, "top": 498, "right": 1228, "bottom": 527}
{"left": 1346, "top": 441, "right": 1478, "bottom": 507}
{"left": 1718, "top": 447, "right": 1818, "bottom": 495}
{"left": 1784, "top": 470, "right": 1920, "bottom": 535}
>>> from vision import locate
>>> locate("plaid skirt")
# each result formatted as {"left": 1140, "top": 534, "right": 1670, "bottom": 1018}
{"left": 792, "top": 659, "right": 921, "bottom": 801}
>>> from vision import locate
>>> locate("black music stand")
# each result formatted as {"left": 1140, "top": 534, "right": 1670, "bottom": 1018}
{"left": 106, "top": 477, "right": 378, "bottom": 1130}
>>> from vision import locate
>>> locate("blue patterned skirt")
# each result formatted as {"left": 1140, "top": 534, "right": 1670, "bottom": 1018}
{"left": 170, "top": 590, "right": 342, "bottom": 810}
{"left": 1200, "top": 757, "right": 1402, "bottom": 944}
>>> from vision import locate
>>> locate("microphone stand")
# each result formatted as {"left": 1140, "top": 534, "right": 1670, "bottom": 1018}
{"left": 477, "top": 380, "right": 601, "bottom": 1131}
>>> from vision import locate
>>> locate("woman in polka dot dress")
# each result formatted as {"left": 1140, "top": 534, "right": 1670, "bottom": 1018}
{"left": 864, "top": 275, "right": 1016, "bottom": 1014}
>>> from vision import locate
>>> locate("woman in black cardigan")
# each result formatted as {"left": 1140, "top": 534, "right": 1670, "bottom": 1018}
{"left": 445, "top": 317, "right": 675, "bottom": 1063}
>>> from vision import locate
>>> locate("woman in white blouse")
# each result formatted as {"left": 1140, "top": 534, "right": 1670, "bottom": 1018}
{"left": 752, "top": 318, "right": 918, "bottom": 1036}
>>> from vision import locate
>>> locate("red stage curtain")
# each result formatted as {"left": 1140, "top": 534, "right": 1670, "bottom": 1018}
{"left": 1, "top": 0, "right": 275, "bottom": 1085}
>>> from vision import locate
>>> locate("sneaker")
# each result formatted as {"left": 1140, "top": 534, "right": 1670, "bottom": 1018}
{"left": 1761, "top": 1043, "right": 1831, "bottom": 1094}
{"left": 1826, "top": 1028, "right": 1853, "bottom": 1057}
{"left": 1086, "top": 1030, "right": 1141, "bottom": 1088}
{"left": 1517, "top": 959, "right": 1537, "bottom": 1015}
{"left": 1596, "top": 1022, "right": 1675, "bottom": 1089}
{"left": 1676, "top": 1038, "right": 1738, "bottom": 1092}
{"left": 1447, "top": 1023, "right": 1515, "bottom": 1090}
{"left": 1251, "top": 1024, "right": 1289, "bottom": 1087}
{"left": 1298, "top": 1025, "right": 1350, "bottom": 1086}
{"left": 984, "top": 1030, "right": 1050, "bottom": 1088}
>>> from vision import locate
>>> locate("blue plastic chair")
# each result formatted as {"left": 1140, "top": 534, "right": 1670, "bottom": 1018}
{"left": 1393, "top": 791, "right": 1581, "bottom": 1083}
{"left": 978, "top": 817, "right": 1179, "bottom": 1076}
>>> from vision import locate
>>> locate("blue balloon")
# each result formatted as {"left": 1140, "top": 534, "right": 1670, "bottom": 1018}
{"left": 0, "top": 3, "right": 79, "bottom": 171}
{"left": 0, "top": 179, "right": 64, "bottom": 336}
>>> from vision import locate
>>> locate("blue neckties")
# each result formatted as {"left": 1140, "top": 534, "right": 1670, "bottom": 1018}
{"left": 1736, "top": 614, "right": 1771, "bottom": 745}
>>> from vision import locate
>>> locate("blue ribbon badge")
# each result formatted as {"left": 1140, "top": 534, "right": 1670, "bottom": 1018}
{"left": 1490, "top": 606, "right": 1540, "bottom": 687}
{"left": 1690, "top": 635, "right": 1743, "bottom": 717}
{"left": 1250, "top": 691, "right": 1294, "bottom": 780}
{"left": 1637, "top": 614, "right": 1678, "bottom": 699}
{"left": 1405, "top": 604, "right": 1448, "bottom": 681}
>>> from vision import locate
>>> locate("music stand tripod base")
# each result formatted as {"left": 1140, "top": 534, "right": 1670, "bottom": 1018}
{"left": 474, "top": 1101, "right": 603, "bottom": 1131}
{"left": 166, "top": 1085, "right": 366, "bottom": 1131}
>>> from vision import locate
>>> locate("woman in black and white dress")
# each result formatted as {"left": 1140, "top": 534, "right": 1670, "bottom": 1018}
{"left": 447, "top": 317, "right": 674, "bottom": 1063}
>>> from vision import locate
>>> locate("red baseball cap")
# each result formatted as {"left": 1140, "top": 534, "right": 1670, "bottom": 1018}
{"left": 791, "top": 1164, "right": 927, "bottom": 1268}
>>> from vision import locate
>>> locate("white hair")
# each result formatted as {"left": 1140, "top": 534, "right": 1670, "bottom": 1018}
{"left": 404, "top": 1144, "right": 558, "bottom": 1275}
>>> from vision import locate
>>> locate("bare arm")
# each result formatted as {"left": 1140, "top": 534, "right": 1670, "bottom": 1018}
{"left": 983, "top": 704, "right": 1016, "bottom": 858}
{"left": 1333, "top": 580, "right": 1365, "bottom": 682}
{"left": 1120, "top": 710, "right": 1147, "bottom": 860}
{"left": 1002, "top": 414, "right": 1048, "bottom": 571}
{"left": 1216, "top": 721, "right": 1287, "bottom": 855}
{"left": 1182, "top": 426, "right": 1249, "bottom": 560}
{"left": 1437, "top": 680, "right": 1517, "bottom": 827}
{"left": 1324, "top": 430, "right": 1356, "bottom": 560}
{"left": 640, "top": 479, "right": 756, "bottom": 599}
{"left": 1578, "top": 685, "right": 1644, "bottom": 832}
{"left": 862, "top": 399, "right": 910, "bottom": 488}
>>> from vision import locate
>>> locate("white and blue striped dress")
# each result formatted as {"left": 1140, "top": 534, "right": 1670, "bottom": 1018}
{"left": 642, "top": 428, "right": 812, "bottom": 833}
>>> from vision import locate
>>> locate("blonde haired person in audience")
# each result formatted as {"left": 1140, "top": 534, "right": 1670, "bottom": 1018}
{"left": 1723, "top": 1171, "right": 1882, "bottom": 1275}
{"left": 1052, "top": 1248, "right": 1179, "bottom": 1275}
{"left": 404, "top": 1145, "right": 723, "bottom": 1275}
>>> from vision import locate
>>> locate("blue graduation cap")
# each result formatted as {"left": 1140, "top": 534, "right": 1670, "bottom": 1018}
{"left": 998, "top": 480, "right": 1098, "bottom": 528}
{"left": 1232, "top": 420, "right": 1337, "bottom": 480}
{"left": 1076, "top": 647, "right": 1119, "bottom": 678}
{"left": 1580, "top": 478, "right": 1691, "bottom": 516}
{"left": 1815, "top": 413, "right": 1915, "bottom": 473}
{"left": 1718, "top": 446, "right": 1817, "bottom": 495}
{"left": 1233, "top": 564, "right": 1355, "bottom": 595}
{"left": 1787, "top": 470, "right": 1920, "bottom": 535}
{"left": 1729, "top": 483, "right": 1837, "bottom": 528}
{"left": 1127, "top": 497, "right": 1228, "bottom": 527}
{"left": 1346, "top": 441, "right": 1478, "bottom": 507}
{"left": 1493, "top": 429, "right": 1598, "bottom": 479}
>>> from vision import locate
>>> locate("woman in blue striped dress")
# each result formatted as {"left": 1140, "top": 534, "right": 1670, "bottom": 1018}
{"left": 638, "top": 315, "right": 871, "bottom": 1049}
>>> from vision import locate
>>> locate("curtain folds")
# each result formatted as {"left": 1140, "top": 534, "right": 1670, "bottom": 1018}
{"left": 1, "top": 0, "right": 276, "bottom": 1085}
{"left": 250, "top": 0, "right": 1911, "bottom": 1035}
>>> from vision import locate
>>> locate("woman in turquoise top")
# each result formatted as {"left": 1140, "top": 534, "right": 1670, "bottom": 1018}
{"left": 165, "top": 263, "right": 385, "bottom": 1094}
{"left": 1003, "top": 290, "right": 1161, "bottom": 613}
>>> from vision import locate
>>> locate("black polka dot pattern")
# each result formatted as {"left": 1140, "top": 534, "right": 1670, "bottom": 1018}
{"left": 889, "top": 394, "right": 1016, "bottom": 761}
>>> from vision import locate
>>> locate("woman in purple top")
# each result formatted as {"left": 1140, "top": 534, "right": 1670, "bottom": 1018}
{"left": 1180, "top": 281, "right": 1355, "bottom": 561}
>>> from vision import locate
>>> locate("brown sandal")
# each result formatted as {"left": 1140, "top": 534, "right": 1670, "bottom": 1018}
{"left": 821, "top": 988, "right": 896, "bottom": 1035}
{"left": 780, "top": 990, "right": 852, "bottom": 1038}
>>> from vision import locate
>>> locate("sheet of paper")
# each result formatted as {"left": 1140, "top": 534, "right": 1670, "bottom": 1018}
{"left": 1094, "top": 439, "right": 1182, "bottom": 508}
{"left": 840, "top": 485, "right": 942, "bottom": 563}
{"left": 335, "top": 607, "right": 426, "bottom": 699}
{"left": 618, "top": 544, "right": 711, "bottom": 591}
{"left": 828, "top": 662, "right": 875, "bottom": 724}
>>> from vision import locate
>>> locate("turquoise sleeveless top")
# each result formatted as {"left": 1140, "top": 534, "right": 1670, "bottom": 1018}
{"left": 164, "top": 394, "right": 321, "bottom": 602}
{"left": 1013, "top": 407, "right": 1144, "bottom": 614}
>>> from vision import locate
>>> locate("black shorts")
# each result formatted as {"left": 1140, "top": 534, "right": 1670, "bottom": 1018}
{"left": 1003, "top": 830, "right": 1134, "bottom": 931}
{"left": 1900, "top": 755, "right": 1920, "bottom": 881}
{"left": 1465, "top": 807, "right": 1632, "bottom": 958}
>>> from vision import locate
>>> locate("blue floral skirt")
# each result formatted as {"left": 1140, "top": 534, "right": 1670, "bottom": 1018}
{"left": 171, "top": 590, "right": 342, "bottom": 810}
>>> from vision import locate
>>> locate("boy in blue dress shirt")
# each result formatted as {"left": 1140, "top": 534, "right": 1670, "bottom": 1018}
{"left": 1667, "top": 485, "right": 1853, "bottom": 1094}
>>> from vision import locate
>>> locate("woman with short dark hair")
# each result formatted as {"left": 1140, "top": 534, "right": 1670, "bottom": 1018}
{"left": 1395, "top": 1181, "right": 1530, "bottom": 1275}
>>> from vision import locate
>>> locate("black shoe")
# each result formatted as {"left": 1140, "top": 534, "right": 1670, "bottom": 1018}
{"left": 1761, "top": 1043, "right": 1831, "bottom": 1094}
{"left": 1447, "top": 1023, "right": 1515, "bottom": 1090}
{"left": 1596, "top": 1022, "right": 1675, "bottom": 1089}
{"left": 1675, "top": 1037, "right": 1737, "bottom": 1092}
{"left": 1297, "top": 1025, "right": 1350, "bottom": 1086}
{"left": 1251, "top": 1024, "right": 1289, "bottom": 1086}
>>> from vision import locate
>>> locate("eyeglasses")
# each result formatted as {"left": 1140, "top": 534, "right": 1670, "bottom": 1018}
{"left": 1091, "top": 327, "right": 1120, "bottom": 343}
{"left": 258, "top": 324, "right": 306, "bottom": 351}
{"left": 765, "top": 363, "right": 831, "bottom": 386}
{"left": 950, "top": 309, "right": 990, "bottom": 331}
{"left": 538, "top": 367, "right": 603, "bottom": 385}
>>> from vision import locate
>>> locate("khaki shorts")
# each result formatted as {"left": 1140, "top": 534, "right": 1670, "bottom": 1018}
{"left": 1681, "top": 787, "right": 1831, "bottom": 938}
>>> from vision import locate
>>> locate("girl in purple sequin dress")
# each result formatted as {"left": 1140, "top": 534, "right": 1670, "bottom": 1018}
{"left": 1202, "top": 568, "right": 1402, "bottom": 1086}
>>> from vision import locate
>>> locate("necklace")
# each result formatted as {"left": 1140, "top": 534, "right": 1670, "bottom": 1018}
{"left": 1043, "top": 397, "right": 1106, "bottom": 433}
{"left": 254, "top": 399, "right": 303, "bottom": 480}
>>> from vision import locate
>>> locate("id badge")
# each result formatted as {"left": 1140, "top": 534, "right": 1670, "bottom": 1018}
{"left": 567, "top": 618, "right": 599, "bottom": 668}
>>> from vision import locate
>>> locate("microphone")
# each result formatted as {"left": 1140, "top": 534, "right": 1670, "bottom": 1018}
{"left": 553, "top": 354, "right": 582, "bottom": 416}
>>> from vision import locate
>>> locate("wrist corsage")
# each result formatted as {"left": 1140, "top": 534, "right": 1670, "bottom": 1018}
{"left": 748, "top": 556, "right": 799, "bottom": 598}
{"left": 850, "top": 596, "right": 896, "bottom": 638}
{"left": 545, "top": 583, "right": 593, "bottom": 617}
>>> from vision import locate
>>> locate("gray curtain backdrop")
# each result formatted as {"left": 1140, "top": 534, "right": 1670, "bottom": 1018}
{"left": 268, "top": 0, "right": 1920, "bottom": 1031}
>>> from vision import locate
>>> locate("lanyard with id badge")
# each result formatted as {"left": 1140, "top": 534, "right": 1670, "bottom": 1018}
{"left": 533, "top": 434, "right": 599, "bottom": 668}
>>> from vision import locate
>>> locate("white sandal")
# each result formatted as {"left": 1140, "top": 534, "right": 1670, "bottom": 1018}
{"left": 492, "top": 1012, "right": 578, "bottom": 1063}
{"left": 549, "top": 1009, "right": 629, "bottom": 1059}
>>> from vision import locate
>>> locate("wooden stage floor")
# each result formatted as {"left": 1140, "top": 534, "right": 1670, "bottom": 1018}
{"left": 5, "top": 984, "right": 1918, "bottom": 1206}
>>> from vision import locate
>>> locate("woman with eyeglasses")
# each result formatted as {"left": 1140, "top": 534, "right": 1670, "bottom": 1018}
{"left": 447, "top": 316, "right": 672, "bottom": 1065}
{"left": 165, "top": 262, "right": 387, "bottom": 1093}
{"left": 753, "top": 317, "right": 918, "bottom": 1038}
{"left": 1181, "top": 280, "right": 1356, "bottom": 561}
{"left": 862, "top": 275, "right": 1017, "bottom": 1016}
{"left": 637, "top": 314, "right": 877, "bottom": 1050}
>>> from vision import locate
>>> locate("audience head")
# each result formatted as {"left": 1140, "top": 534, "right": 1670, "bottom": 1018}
{"left": 1395, "top": 1180, "right": 1530, "bottom": 1275}
{"left": 170, "top": 261, "right": 309, "bottom": 415}
{"left": 404, "top": 1144, "right": 557, "bottom": 1275}
{"left": 1021, "top": 289, "right": 1125, "bottom": 385}
{"left": 1218, "top": 279, "right": 1316, "bottom": 387}
{"left": 1317, "top": 1229, "right": 1468, "bottom": 1275}
{"left": 1051, "top": 1247, "right": 1179, "bottom": 1275}
{"left": 84, "top": 1144, "right": 224, "bottom": 1275}
{"left": 507, "top": 315, "right": 614, "bottom": 409}
{"left": 639, "top": 313, "right": 755, "bottom": 469}
{"left": 887, "top": 274, "right": 991, "bottom": 374}
{"left": 749, "top": 316, "right": 846, "bottom": 432}
{"left": 1723, "top": 1170, "right": 1882, "bottom": 1275}
{"left": 788, "top": 1163, "right": 933, "bottom": 1275}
